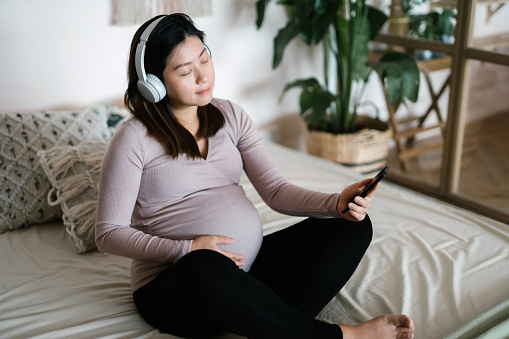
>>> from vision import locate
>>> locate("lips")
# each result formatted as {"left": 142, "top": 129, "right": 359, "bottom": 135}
{"left": 196, "top": 87, "right": 211, "bottom": 95}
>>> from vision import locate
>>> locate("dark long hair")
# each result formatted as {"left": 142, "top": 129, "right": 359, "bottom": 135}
{"left": 124, "top": 13, "right": 224, "bottom": 159}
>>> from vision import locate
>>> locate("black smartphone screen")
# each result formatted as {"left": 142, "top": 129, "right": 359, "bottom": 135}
{"left": 341, "top": 165, "right": 390, "bottom": 214}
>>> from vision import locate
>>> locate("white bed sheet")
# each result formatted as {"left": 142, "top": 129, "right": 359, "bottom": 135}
{"left": 1, "top": 142, "right": 508, "bottom": 339}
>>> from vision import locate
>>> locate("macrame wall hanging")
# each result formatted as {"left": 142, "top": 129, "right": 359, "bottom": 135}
{"left": 111, "top": 0, "right": 212, "bottom": 25}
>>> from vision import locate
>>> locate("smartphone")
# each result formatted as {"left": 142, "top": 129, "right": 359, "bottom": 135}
{"left": 341, "top": 165, "right": 390, "bottom": 214}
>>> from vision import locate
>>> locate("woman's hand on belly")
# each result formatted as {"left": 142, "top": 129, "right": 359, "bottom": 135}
{"left": 191, "top": 235, "right": 246, "bottom": 267}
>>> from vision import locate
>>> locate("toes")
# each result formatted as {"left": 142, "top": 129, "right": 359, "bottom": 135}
{"left": 401, "top": 314, "right": 414, "bottom": 331}
{"left": 394, "top": 314, "right": 414, "bottom": 338}
{"left": 391, "top": 314, "right": 414, "bottom": 332}
{"left": 395, "top": 328, "right": 414, "bottom": 338}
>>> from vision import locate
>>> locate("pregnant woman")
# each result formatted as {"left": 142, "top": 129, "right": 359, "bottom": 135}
{"left": 95, "top": 13, "right": 414, "bottom": 339}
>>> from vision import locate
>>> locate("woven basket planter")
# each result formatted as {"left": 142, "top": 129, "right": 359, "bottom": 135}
{"left": 305, "top": 116, "right": 392, "bottom": 174}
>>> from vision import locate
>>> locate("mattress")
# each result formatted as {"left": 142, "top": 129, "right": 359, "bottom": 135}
{"left": 1, "top": 142, "right": 508, "bottom": 339}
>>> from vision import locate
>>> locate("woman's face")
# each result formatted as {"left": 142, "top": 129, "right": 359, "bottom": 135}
{"left": 162, "top": 36, "right": 215, "bottom": 112}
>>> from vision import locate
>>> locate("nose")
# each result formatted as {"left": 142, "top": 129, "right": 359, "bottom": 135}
{"left": 196, "top": 68, "right": 208, "bottom": 84}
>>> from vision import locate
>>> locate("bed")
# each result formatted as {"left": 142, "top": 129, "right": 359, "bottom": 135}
{"left": 1, "top": 105, "right": 508, "bottom": 339}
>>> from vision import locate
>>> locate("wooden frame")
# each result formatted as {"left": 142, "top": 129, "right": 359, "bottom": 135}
{"left": 377, "top": 0, "right": 509, "bottom": 224}
{"left": 430, "top": 0, "right": 509, "bottom": 23}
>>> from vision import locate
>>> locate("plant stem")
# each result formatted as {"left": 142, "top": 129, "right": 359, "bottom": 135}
{"left": 323, "top": 34, "right": 329, "bottom": 91}
{"left": 333, "top": 13, "right": 344, "bottom": 134}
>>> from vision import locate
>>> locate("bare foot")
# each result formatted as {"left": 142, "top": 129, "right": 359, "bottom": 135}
{"left": 339, "top": 314, "right": 414, "bottom": 339}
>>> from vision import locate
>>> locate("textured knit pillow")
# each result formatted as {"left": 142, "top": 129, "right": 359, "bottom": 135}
{"left": 0, "top": 106, "right": 111, "bottom": 233}
{"left": 38, "top": 140, "right": 109, "bottom": 253}
{"left": 107, "top": 106, "right": 131, "bottom": 135}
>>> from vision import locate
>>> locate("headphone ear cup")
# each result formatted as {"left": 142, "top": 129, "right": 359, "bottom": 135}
{"left": 137, "top": 74, "right": 167, "bottom": 103}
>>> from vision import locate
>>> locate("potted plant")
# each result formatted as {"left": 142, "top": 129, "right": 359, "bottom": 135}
{"left": 256, "top": 0, "right": 420, "bottom": 173}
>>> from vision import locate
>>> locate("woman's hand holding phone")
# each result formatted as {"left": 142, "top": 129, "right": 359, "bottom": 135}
{"left": 338, "top": 166, "right": 389, "bottom": 221}
{"left": 338, "top": 179, "right": 378, "bottom": 221}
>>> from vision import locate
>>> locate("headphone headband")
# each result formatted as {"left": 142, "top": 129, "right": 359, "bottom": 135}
{"left": 134, "top": 16, "right": 167, "bottom": 103}
{"left": 135, "top": 16, "right": 164, "bottom": 82}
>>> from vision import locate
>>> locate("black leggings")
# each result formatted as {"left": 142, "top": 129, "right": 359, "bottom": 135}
{"left": 133, "top": 216, "right": 372, "bottom": 339}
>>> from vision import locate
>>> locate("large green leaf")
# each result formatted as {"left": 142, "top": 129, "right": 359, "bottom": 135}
{"left": 299, "top": 88, "right": 336, "bottom": 128}
{"left": 277, "top": 77, "right": 334, "bottom": 129}
{"left": 280, "top": 77, "right": 322, "bottom": 101}
{"left": 294, "top": 0, "right": 316, "bottom": 45}
{"left": 255, "top": 0, "right": 272, "bottom": 29}
{"left": 333, "top": 15, "right": 350, "bottom": 96}
{"left": 273, "top": 20, "right": 300, "bottom": 68}
{"left": 313, "top": 0, "right": 343, "bottom": 43}
{"left": 376, "top": 51, "right": 420, "bottom": 106}
{"left": 349, "top": 4, "right": 370, "bottom": 83}
{"left": 366, "top": 5, "right": 387, "bottom": 40}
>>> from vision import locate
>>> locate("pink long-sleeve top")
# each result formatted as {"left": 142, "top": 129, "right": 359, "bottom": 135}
{"left": 95, "top": 98, "right": 341, "bottom": 292}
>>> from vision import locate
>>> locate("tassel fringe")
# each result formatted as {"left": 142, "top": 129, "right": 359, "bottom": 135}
{"left": 63, "top": 201, "right": 98, "bottom": 240}
{"left": 37, "top": 140, "right": 109, "bottom": 253}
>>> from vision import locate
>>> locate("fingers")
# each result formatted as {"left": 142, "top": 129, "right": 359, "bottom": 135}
{"left": 213, "top": 235, "right": 236, "bottom": 245}
{"left": 350, "top": 196, "right": 369, "bottom": 210}
{"left": 364, "top": 182, "right": 380, "bottom": 199}
{"left": 347, "top": 195, "right": 371, "bottom": 217}
{"left": 221, "top": 250, "right": 246, "bottom": 267}
{"left": 212, "top": 236, "right": 246, "bottom": 267}
{"left": 338, "top": 178, "right": 380, "bottom": 219}
{"left": 360, "top": 177, "right": 374, "bottom": 187}
{"left": 191, "top": 235, "right": 246, "bottom": 267}
{"left": 340, "top": 199, "right": 368, "bottom": 221}
{"left": 348, "top": 181, "right": 379, "bottom": 217}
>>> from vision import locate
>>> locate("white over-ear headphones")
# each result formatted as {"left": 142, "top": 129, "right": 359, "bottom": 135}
{"left": 135, "top": 16, "right": 167, "bottom": 103}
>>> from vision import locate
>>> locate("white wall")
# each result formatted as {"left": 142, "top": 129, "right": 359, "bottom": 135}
{"left": 0, "top": 0, "right": 321, "bottom": 128}
{"left": 1, "top": 0, "right": 507, "bottom": 131}
{"left": 0, "top": 0, "right": 135, "bottom": 111}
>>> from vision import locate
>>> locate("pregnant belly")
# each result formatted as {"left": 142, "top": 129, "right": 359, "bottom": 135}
{"left": 142, "top": 185, "right": 264, "bottom": 271}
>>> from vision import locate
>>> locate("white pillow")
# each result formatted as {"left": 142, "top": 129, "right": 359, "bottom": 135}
{"left": 37, "top": 140, "right": 109, "bottom": 253}
{"left": 0, "top": 106, "right": 111, "bottom": 233}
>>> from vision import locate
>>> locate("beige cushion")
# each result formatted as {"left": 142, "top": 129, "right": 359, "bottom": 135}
{"left": 38, "top": 140, "right": 110, "bottom": 253}
{"left": 0, "top": 106, "right": 111, "bottom": 233}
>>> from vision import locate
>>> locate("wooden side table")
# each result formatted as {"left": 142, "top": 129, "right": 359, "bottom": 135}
{"left": 381, "top": 55, "right": 451, "bottom": 171}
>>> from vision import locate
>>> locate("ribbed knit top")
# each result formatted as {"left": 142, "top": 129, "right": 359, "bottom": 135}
{"left": 95, "top": 98, "right": 341, "bottom": 292}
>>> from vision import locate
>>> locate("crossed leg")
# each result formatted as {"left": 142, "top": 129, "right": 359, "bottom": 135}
{"left": 250, "top": 216, "right": 414, "bottom": 339}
